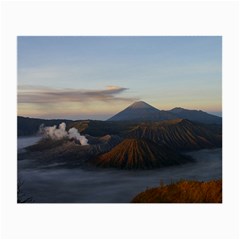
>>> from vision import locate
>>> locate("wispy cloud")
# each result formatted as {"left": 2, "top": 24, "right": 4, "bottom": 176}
{"left": 18, "top": 85, "right": 138, "bottom": 104}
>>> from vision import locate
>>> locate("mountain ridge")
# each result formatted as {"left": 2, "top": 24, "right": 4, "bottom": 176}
{"left": 169, "top": 107, "right": 221, "bottom": 124}
{"left": 108, "top": 101, "right": 221, "bottom": 124}
{"left": 127, "top": 118, "right": 222, "bottom": 150}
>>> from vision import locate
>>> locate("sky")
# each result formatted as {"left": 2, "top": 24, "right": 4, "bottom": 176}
{"left": 18, "top": 36, "right": 222, "bottom": 120}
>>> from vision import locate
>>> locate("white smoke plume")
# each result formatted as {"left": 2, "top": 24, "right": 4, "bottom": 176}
{"left": 39, "top": 122, "right": 88, "bottom": 145}
{"left": 68, "top": 127, "right": 89, "bottom": 145}
{"left": 41, "top": 122, "right": 68, "bottom": 140}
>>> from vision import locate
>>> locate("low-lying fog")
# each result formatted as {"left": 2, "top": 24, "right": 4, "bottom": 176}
{"left": 18, "top": 137, "right": 222, "bottom": 203}
{"left": 18, "top": 136, "right": 42, "bottom": 150}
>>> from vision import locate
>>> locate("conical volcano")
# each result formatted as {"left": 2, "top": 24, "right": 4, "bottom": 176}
{"left": 107, "top": 101, "right": 175, "bottom": 122}
{"left": 127, "top": 101, "right": 156, "bottom": 109}
{"left": 92, "top": 138, "right": 191, "bottom": 169}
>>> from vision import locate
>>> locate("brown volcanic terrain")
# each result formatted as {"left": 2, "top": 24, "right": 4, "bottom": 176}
{"left": 18, "top": 117, "right": 221, "bottom": 170}
{"left": 92, "top": 138, "right": 192, "bottom": 169}
{"left": 18, "top": 135, "right": 122, "bottom": 168}
{"left": 78, "top": 134, "right": 123, "bottom": 156}
{"left": 127, "top": 119, "right": 221, "bottom": 150}
{"left": 132, "top": 179, "right": 222, "bottom": 203}
{"left": 19, "top": 138, "right": 91, "bottom": 167}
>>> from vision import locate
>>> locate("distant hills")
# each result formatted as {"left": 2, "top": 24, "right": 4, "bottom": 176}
{"left": 108, "top": 101, "right": 221, "bottom": 124}
{"left": 169, "top": 107, "right": 222, "bottom": 124}
{"left": 18, "top": 101, "right": 221, "bottom": 136}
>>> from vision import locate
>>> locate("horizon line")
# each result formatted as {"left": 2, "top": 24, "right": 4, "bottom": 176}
{"left": 17, "top": 110, "right": 222, "bottom": 121}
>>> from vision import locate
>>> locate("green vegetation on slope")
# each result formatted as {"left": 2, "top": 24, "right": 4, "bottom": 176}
{"left": 132, "top": 179, "right": 222, "bottom": 203}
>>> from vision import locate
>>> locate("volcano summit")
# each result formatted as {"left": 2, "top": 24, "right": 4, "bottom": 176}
{"left": 108, "top": 101, "right": 174, "bottom": 122}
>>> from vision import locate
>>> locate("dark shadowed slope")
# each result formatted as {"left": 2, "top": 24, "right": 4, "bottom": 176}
{"left": 87, "top": 134, "right": 123, "bottom": 155}
{"left": 18, "top": 134, "right": 123, "bottom": 166}
{"left": 18, "top": 116, "right": 73, "bottom": 136}
{"left": 127, "top": 119, "right": 222, "bottom": 150}
{"left": 92, "top": 138, "right": 191, "bottom": 169}
{"left": 169, "top": 107, "right": 222, "bottom": 124}
{"left": 132, "top": 179, "right": 222, "bottom": 203}
{"left": 68, "top": 120, "right": 134, "bottom": 137}
{"left": 108, "top": 101, "right": 175, "bottom": 122}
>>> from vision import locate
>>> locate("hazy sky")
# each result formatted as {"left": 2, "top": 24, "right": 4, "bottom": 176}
{"left": 18, "top": 36, "right": 222, "bottom": 120}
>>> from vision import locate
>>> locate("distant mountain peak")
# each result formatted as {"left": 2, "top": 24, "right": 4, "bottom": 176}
{"left": 170, "top": 107, "right": 185, "bottom": 112}
{"left": 128, "top": 101, "right": 155, "bottom": 109}
{"left": 108, "top": 101, "right": 171, "bottom": 121}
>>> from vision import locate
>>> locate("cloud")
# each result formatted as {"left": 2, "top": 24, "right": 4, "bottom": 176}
{"left": 18, "top": 85, "right": 137, "bottom": 104}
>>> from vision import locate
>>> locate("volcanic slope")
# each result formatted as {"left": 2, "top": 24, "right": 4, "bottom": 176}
{"left": 170, "top": 107, "right": 222, "bottom": 124}
{"left": 131, "top": 179, "right": 222, "bottom": 203}
{"left": 87, "top": 134, "right": 123, "bottom": 155}
{"left": 19, "top": 134, "right": 122, "bottom": 167}
{"left": 92, "top": 138, "right": 191, "bottom": 169}
{"left": 127, "top": 118, "right": 222, "bottom": 150}
{"left": 108, "top": 101, "right": 175, "bottom": 122}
